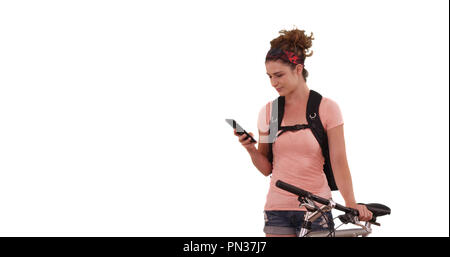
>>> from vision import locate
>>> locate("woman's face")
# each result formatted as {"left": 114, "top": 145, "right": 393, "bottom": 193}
{"left": 265, "top": 60, "right": 303, "bottom": 96}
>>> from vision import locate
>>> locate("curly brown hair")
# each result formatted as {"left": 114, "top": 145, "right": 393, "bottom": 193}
{"left": 266, "top": 28, "right": 315, "bottom": 82}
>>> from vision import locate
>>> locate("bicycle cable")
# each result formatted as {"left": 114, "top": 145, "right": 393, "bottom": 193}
{"left": 326, "top": 220, "right": 344, "bottom": 237}
{"left": 310, "top": 200, "right": 335, "bottom": 237}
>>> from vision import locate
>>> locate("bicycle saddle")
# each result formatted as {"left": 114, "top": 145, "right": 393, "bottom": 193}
{"left": 359, "top": 203, "right": 391, "bottom": 217}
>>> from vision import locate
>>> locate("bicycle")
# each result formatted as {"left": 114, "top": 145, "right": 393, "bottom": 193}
{"left": 276, "top": 180, "right": 391, "bottom": 237}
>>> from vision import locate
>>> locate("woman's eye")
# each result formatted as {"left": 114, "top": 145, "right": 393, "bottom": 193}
{"left": 268, "top": 75, "right": 282, "bottom": 78}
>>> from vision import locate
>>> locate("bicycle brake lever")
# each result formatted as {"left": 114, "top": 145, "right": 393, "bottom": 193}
{"left": 369, "top": 219, "right": 380, "bottom": 226}
{"left": 338, "top": 213, "right": 361, "bottom": 225}
{"left": 337, "top": 213, "right": 353, "bottom": 224}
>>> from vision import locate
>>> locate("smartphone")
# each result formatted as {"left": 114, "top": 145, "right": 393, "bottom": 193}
{"left": 225, "top": 119, "right": 257, "bottom": 143}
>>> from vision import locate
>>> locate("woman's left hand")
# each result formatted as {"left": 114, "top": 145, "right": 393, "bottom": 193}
{"left": 346, "top": 203, "right": 373, "bottom": 221}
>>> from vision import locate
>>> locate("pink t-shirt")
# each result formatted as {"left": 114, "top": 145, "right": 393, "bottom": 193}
{"left": 257, "top": 95, "right": 344, "bottom": 211}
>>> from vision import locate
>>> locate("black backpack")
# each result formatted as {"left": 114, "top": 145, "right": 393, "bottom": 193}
{"left": 267, "top": 90, "right": 338, "bottom": 191}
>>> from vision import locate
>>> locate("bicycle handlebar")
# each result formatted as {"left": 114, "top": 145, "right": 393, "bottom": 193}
{"left": 276, "top": 180, "right": 359, "bottom": 216}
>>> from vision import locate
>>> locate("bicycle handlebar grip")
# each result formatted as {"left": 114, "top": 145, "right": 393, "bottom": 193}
{"left": 275, "top": 180, "right": 312, "bottom": 198}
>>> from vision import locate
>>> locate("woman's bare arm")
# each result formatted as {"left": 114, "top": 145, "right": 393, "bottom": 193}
{"left": 328, "top": 124, "right": 372, "bottom": 221}
{"left": 234, "top": 129, "right": 272, "bottom": 176}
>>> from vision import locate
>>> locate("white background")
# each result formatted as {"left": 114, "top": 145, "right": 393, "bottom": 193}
{"left": 0, "top": 0, "right": 448, "bottom": 237}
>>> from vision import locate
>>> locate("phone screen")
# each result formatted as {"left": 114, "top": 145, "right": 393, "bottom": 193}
{"left": 225, "top": 119, "right": 256, "bottom": 143}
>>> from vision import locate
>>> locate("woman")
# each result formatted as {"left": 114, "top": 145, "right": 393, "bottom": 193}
{"left": 233, "top": 28, "right": 373, "bottom": 237}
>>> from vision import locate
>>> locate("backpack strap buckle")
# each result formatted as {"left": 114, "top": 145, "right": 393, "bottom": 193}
{"left": 292, "top": 124, "right": 309, "bottom": 130}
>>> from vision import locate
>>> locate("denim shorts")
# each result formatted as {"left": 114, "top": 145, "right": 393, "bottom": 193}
{"left": 263, "top": 210, "right": 335, "bottom": 236}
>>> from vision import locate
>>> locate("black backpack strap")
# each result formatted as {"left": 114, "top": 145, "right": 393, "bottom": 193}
{"left": 306, "top": 90, "right": 325, "bottom": 146}
{"left": 267, "top": 96, "right": 285, "bottom": 163}
{"left": 306, "top": 90, "right": 339, "bottom": 191}
{"left": 277, "top": 124, "right": 309, "bottom": 137}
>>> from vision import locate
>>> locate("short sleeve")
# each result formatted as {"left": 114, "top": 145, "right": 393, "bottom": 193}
{"left": 257, "top": 102, "right": 271, "bottom": 133}
{"left": 319, "top": 97, "right": 344, "bottom": 131}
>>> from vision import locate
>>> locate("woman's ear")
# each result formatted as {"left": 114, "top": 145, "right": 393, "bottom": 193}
{"left": 292, "top": 64, "right": 303, "bottom": 78}
{"left": 296, "top": 64, "right": 303, "bottom": 75}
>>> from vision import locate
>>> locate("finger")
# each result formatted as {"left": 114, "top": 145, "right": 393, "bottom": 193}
{"left": 364, "top": 207, "right": 372, "bottom": 220}
{"left": 361, "top": 214, "right": 368, "bottom": 221}
{"left": 242, "top": 137, "right": 253, "bottom": 145}
{"left": 239, "top": 135, "right": 248, "bottom": 142}
{"left": 358, "top": 207, "right": 367, "bottom": 220}
{"left": 363, "top": 213, "right": 369, "bottom": 221}
{"left": 358, "top": 211, "right": 365, "bottom": 220}
{"left": 364, "top": 210, "right": 371, "bottom": 221}
{"left": 361, "top": 208, "right": 369, "bottom": 220}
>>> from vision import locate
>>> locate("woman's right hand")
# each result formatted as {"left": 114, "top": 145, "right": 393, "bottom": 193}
{"left": 233, "top": 129, "right": 257, "bottom": 151}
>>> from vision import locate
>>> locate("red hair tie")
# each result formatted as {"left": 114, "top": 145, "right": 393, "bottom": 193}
{"left": 266, "top": 48, "right": 304, "bottom": 65}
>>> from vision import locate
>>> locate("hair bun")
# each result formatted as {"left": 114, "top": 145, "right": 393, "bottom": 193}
{"left": 270, "top": 28, "right": 315, "bottom": 58}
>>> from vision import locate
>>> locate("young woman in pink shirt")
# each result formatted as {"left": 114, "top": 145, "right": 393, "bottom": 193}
{"left": 233, "top": 28, "right": 373, "bottom": 237}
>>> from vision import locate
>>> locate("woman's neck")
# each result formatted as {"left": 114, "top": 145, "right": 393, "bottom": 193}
{"left": 284, "top": 82, "right": 310, "bottom": 107}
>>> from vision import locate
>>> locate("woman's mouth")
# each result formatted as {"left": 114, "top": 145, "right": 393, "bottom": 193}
{"left": 276, "top": 87, "right": 282, "bottom": 92}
